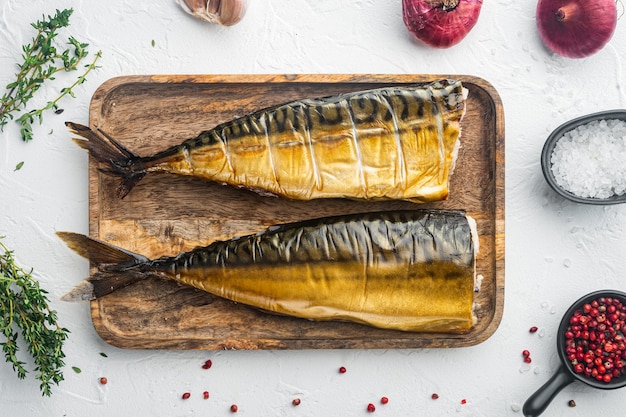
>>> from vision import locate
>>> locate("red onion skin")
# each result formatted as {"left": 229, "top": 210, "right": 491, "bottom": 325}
{"left": 536, "top": 0, "right": 617, "bottom": 59}
{"left": 402, "top": 0, "right": 483, "bottom": 49}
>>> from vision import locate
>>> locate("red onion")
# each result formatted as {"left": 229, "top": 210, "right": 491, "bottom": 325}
{"left": 402, "top": 0, "right": 483, "bottom": 48}
{"left": 536, "top": 0, "right": 617, "bottom": 58}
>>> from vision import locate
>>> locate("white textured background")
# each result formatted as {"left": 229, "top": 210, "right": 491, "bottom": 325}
{"left": 1, "top": 1, "right": 625, "bottom": 416}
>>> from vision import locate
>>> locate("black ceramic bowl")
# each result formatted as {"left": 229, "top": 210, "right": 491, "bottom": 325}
{"left": 523, "top": 290, "right": 626, "bottom": 417}
{"left": 541, "top": 110, "right": 626, "bottom": 205}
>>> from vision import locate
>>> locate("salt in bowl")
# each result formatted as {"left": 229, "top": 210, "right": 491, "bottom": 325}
{"left": 541, "top": 110, "right": 626, "bottom": 205}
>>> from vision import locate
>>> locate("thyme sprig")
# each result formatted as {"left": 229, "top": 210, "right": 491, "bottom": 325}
{"left": 0, "top": 8, "right": 102, "bottom": 142}
{"left": 0, "top": 238, "right": 69, "bottom": 396}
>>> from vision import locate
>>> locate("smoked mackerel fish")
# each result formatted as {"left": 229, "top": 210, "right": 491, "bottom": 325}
{"left": 59, "top": 209, "right": 478, "bottom": 332}
{"left": 66, "top": 79, "right": 467, "bottom": 203}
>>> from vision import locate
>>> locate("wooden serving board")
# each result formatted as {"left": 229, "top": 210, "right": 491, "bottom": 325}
{"left": 85, "top": 74, "right": 504, "bottom": 350}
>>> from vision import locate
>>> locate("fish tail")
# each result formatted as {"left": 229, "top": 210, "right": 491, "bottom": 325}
{"left": 57, "top": 231, "right": 151, "bottom": 301}
{"left": 65, "top": 122, "right": 146, "bottom": 198}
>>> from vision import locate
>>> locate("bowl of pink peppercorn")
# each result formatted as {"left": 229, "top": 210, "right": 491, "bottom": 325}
{"left": 523, "top": 290, "right": 626, "bottom": 417}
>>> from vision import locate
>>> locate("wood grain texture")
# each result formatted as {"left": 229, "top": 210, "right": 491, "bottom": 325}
{"left": 84, "top": 74, "right": 505, "bottom": 349}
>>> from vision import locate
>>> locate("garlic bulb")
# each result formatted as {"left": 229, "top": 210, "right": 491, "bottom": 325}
{"left": 177, "top": 0, "right": 248, "bottom": 26}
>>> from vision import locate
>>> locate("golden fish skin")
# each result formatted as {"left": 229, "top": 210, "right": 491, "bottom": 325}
{"left": 66, "top": 79, "right": 466, "bottom": 202}
{"left": 58, "top": 210, "right": 477, "bottom": 333}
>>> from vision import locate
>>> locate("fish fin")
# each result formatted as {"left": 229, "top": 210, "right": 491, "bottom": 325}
{"left": 57, "top": 232, "right": 151, "bottom": 300}
{"left": 56, "top": 231, "right": 147, "bottom": 265}
{"left": 60, "top": 280, "right": 95, "bottom": 301}
{"left": 65, "top": 122, "right": 146, "bottom": 198}
{"left": 60, "top": 273, "right": 147, "bottom": 301}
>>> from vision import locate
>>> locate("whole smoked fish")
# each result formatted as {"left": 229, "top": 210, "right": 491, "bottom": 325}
{"left": 66, "top": 79, "right": 466, "bottom": 203}
{"left": 59, "top": 210, "right": 477, "bottom": 332}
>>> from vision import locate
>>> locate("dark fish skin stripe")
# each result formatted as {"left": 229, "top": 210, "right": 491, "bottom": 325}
{"left": 349, "top": 94, "right": 380, "bottom": 124}
{"left": 409, "top": 89, "right": 429, "bottom": 118}
{"left": 392, "top": 88, "right": 431, "bottom": 120}
{"left": 268, "top": 105, "right": 301, "bottom": 133}
{"left": 395, "top": 90, "right": 411, "bottom": 120}
{"left": 153, "top": 210, "right": 473, "bottom": 273}
{"left": 314, "top": 103, "right": 344, "bottom": 125}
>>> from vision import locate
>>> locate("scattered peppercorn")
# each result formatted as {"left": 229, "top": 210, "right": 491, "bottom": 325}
{"left": 99, "top": 377, "right": 108, "bottom": 385}
{"left": 431, "top": 393, "right": 439, "bottom": 400}
{"left": 367, "top": 403, "right": 376, "bottom": 412}
{"left": 568, "top": 399, "right": 576, "bottom": 407}
{"left": 230, "top": 404, "right": 238, "bottom": 413}
{"left": 202, "top": 359, "right": 213, "bottom": 369}
{"left": 203, "top": 391, "right": 210, "bottom": 400}
{"left": 182, "top": 392, "right": 191, "bottom": 400}
{"left": 461, "top": 399, "right": 467, "bottom": 405}
{"left": 339, "top": 366, "right": 347, "bottom": 374}
{"left": 529, "top": 326, "right": 538, "bottom": 333}
{"left": 522, "top": 349, "right": 532, "bottom": 363}
{"left": 380, "top": 396, "right": 389, "bottom": 405}
{"left": 292, "top": 398, "right": 301, "bottom": 406}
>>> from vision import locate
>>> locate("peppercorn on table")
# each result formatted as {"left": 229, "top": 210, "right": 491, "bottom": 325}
{"left": 1, "top": 2, "right": 625, "bottom": 417}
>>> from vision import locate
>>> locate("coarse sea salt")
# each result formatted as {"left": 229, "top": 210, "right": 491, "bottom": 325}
{"left": 550, "top": 118, "right": 626, "bottom": 199}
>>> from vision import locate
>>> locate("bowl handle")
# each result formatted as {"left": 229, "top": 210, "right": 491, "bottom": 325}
{"left": 523, "top": 366, "right": 575, "bottom": 417}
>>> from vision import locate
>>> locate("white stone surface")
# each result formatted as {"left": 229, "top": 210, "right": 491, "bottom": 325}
{"left": 1, "top": 0, "right": 625, "bottom": 416}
